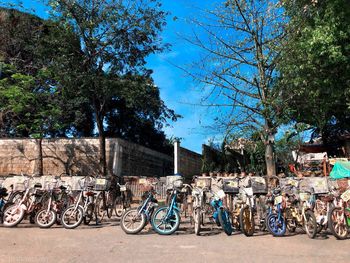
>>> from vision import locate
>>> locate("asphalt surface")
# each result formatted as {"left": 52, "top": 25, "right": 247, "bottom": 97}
{"left": 1, "top": 219, "right": 349, "bottom": 263}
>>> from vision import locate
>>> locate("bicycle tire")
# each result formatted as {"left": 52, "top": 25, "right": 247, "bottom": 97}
{"left": 95, "top": 192, "right": 109, "bottom": 222}
{"left": 304, "top": 210, "right": 317, "bottom": 239}
{"left": 35, "top": 208, "right": 57, "bottom": 228}
{"left": 61, "top": 205, "right": 84, "bottom": 229}
{"left": 266, "top": 213, "right": 286, "bottom": 237}
{"left": 83, "top": 202, "right": 95, "bottom": 225}
{"left": 151, "top": 206, "right": 180, "bottom": 235}
{"left": 194, "top": 208, "right": 201, "bottom": 236}
{"left": 240, "top": 205, "right": 255, "bottom": 236}
{"left": 218, "top": 207, "right": 233, "bottom": 236}
{"left": 120, "top": 208, "right": 147, "bottom": 234}
{"left": 8, "top": 191, "right": 24, "bottom": 205}
{"left": 329, "top": 206, "right": 349, "bottom": 240}
{"left": 3, "top": 204, "right": 25, "bottom": 227}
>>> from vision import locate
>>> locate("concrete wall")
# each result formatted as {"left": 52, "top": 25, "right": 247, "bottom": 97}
{"left": 178, "top": 147, "right": 202, "bottom": 178}
{"left": 0, "top": 138, "right": 202, "bottom": 178}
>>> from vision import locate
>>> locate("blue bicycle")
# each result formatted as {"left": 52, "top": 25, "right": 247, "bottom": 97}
{"left": 211, "top": 190, "right": 233, "bottom": 236}
{"left": 192, "top": 177, "right": 232, "bottom": 236}
{"left": 266, "top": 188, "right": 287, "bottom": 237}
{"left": 121, "top": 182, "right": 158, "bottom": 234}
{"left": 151, "top": 177, "right": 190, "bottom": 235}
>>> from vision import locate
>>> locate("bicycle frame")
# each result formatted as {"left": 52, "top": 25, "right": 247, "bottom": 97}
{"left": 137, "top": 191, "right": 158, "bottom": 221}
{"left": 165, "top": 189, "right": 180, "bottom": 220}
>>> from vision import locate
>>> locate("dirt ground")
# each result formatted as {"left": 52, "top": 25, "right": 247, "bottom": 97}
{"left": 0, "top": 219, "right": 349, "bottom": 263}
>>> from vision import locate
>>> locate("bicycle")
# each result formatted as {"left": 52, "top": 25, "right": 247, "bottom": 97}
{"left": 151, "top": 176, "right": 190, "bottom": 235}
{"left": 121, "top": 179, "right": 158, "bottom": 234}
{"left": 61, "top": 176, "right": 97, "bottom": 229}
{"left": 3, "top": 175, "right": 46, "bottom": 227}
{"left": 94, "top": 178, "right": 114, "bottom": 222}
{"left": 192, "top": 176, "right": 210, "bottom": 236}
{"left": 328, "top": 187, "right": 350, "bottom": 239}
{"left": 210, "top": 177, "right": 233, "bottom": 236}
{"left": 312, "top": 188, "right": 340, "bottom": 234}
{"left": 35, "top": 177, "right": 74, "bottom": 228}
{"left": 113, "top": 182, "right": 132, "bottom": 219}
{"left": 265, "top": 186, "right": 287, "bottom": 237}
{"left": 284, "top": 185, "right": 318, "bottom": 239}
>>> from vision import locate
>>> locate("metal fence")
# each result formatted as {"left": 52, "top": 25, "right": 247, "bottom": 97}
{"left": 128, "top": 183, "right": 167, "bottom": 201}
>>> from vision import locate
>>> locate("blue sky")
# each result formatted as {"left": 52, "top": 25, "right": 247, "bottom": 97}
{"left": 2, "top": 0, "right": 227, "bottom": 153}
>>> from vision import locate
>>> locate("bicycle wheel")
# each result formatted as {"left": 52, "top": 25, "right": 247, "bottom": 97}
{"left": 194, "top": 208, "right": 201, "bottom": 236}
{"left": 95, "top": 193, "right": 108, "bottom": 222}
{"left": 218, "top": 207, "right": 233, "bottom": 236}
{"left": 105, "top": 192, "right": 114, "bottom": 219}
{"left": 266, "top": 213, "right": 286, "bottom": 237}
{"left": 120, "top": 208, "right": 147, "bottom": 234}
{"left": 35, "top": 208, "right": 57, "bottom": 228}
{"left": 83, "top": 203, "right": 95, "bottom": 225}
{"left": 61, "top": 205, "right": 83, "bottom": 229}
{"left": 240, "top": 206, "right": 255, "bottom": 236}
{"left": 329, "top": 206, "right": 349, "bottom": 240}
{"left": 3, "top": 204, "right": 25, "bottom": 227}
{"left": 114, "top": 197, "right": 125, "bottom": 219}
{"left": 304, "top": 210, "right": 317, "bottom": 239}
{"left": 8, "top": 191, "right": 23, "bottom": 205}
{"left": 151, "top": 206, "right": 180, "bottom": 235}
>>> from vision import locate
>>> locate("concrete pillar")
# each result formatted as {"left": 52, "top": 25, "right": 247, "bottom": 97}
{"left": 174, "top": 139, "right": 180, "bottom": 174}
{"left": 112, "top": 141, "right": 123, "bottom": 176}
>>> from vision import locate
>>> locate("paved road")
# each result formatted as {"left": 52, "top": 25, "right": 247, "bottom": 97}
{"left": 0, "top": 220, "right": 349, "bottom": 263}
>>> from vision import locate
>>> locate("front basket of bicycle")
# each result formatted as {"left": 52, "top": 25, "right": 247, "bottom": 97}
{"left": 94, "top": 178, "right": 111, "bottom": 191}
{"left": 195, "top": 177, "right": 211, "bottom": 189}
{"left": 166, "top": 175, "right": 183, "bottom": 190}
{"left": 222, "top": 177, "right": 239, "bottom": 193}
{"left": 250, "top": 176, "right": 268, "bottom": 194}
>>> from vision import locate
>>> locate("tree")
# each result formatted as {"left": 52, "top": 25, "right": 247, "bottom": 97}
{"left": 48, "top": 0, "right": 170, "bottom": 176}
{"left": 0, "top": 7, "right": 90, "bottom": 138}
{"left": 278, "top": 0, "right": 350, "bottom": 141}
{"left": 0, "top": 7, "right": 89, "bottom": 175}
{"left": 104, "top": 74, "right": 178, "bottom": 155}
{"left": 0, "top": 63, "right": 64, "bottom": 175}
{"left": 184, "top": 0, "right": 289, "bottom": 177}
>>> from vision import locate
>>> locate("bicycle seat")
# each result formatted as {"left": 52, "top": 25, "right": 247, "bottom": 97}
{"left": 85, "top": 191, "right": 96, "bottom": 197}
{"left": 59, "top": 185, "right": 67, "bottom": 190}
{"left": 34, "top": 183, "right": 42, "bottom": 188}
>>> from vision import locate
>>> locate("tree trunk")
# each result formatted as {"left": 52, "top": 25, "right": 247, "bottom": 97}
{"left": 98, "top": 131, "right": 107, "bottom": 177}
{"left": 265, "top": 141, "right": 276, "bottom": 179}
{"left": 36, "top": 138, "right": 43, "bottom": 176}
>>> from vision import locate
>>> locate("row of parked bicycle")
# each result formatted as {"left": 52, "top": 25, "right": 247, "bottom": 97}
{"left": 119, "top": 175, "right": 350, "bottom": 239}
{"left": 0, "top": 174, "right": 131, "bottom": 229}
{"left": 1, "top": 174, "right": 350, "bottom": 240}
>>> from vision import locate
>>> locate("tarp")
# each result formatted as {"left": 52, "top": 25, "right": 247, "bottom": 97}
{"left": 330, "top": 161, "right": 350, "bottom": 179}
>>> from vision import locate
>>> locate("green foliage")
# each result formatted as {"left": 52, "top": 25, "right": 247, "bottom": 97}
{"left": 0, "top": 6, "right": 178, "bottom": 156}
{"left": 278, "top": 0, "right": 350, "bottom": 137}
{"left": 0, "top": 63, "right": 63, "bottom": 138}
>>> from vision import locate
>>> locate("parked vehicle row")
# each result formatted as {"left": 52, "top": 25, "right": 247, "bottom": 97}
{"left": 1, "top": 174, "right": 350, "bottom": 240}
{"left": 119, "top": 175, "right": 350, "bottom": 240}
{"left": 0, "top": 174, "right": 131, "bottom": 229}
